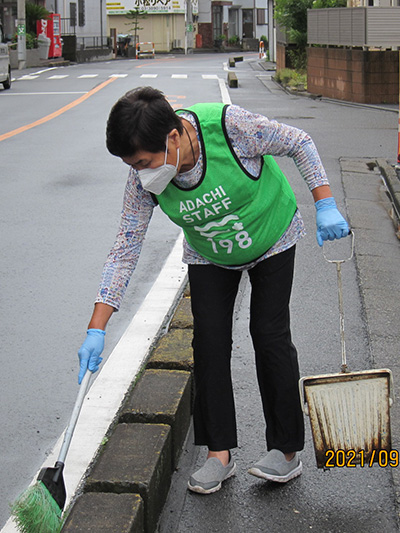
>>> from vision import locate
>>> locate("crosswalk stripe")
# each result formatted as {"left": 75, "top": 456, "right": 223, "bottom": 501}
{"left": 15, "top": 72, "right": 221, "bottom": 82}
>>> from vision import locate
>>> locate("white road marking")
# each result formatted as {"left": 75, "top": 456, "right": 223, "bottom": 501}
{"left": 202, "top": 74, "right": 218, "bottom": 79}
{"left": 218, "top": 76, "right": 232, "bottom": 105}
{"left": 140, "top": 74, "right": 158, "bottom": 78}
{"left": 0, "top": 232, "right": 187, "bottom": 533}
{"left": 17, "top": 75, "right": 39, "bottom": 80}
{"left": 171, "top": 74, "right": 187, "bottom": 79}
{"left": 48, "top": 75, "right": 69, "bottom": 79}
{"left": 31, "top": 67, "right": 58, "bottom": 75}
{"left": 109, "top": 74, "right": 128, "bottom": 78}
{"left": 78, "top": 74, "right": 99, "bottom": 79}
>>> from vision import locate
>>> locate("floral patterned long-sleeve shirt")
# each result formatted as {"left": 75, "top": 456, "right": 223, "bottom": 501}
{"left": 95, "top": 105, "right": 329, "bottom": 310}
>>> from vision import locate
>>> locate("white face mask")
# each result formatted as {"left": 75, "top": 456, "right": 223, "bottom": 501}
{"left": 138, "top": 136, "right": 180, "bottom": 195}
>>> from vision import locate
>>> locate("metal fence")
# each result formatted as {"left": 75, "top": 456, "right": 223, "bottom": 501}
{"left": 61, "top": 18, "right": 109, "bottom": 50}
{"left": 61, "top": 18, "right": 76, "bottom": 36}
{"left": 307, "top": 7, "right": 400, "bottom": 48}
{"left": 76, "top": 36, "right": 109, "bottom": 49}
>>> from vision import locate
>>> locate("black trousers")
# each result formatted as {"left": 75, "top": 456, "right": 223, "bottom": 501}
{"left": 188, "top": 246, "right": 304, "bottom": 453}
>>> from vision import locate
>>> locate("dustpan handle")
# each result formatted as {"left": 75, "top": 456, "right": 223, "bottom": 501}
{"left": 323, "top": 231, "right": 355, "bottom": 373}
{"left": 57, "top": 370, "right": 92, "bottom": 465}
{"left": 336, "top": 261, "right": 347, "bottom": 372}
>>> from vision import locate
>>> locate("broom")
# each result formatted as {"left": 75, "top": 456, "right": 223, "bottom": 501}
{"left": 11, "top": 371, "right": 92, "bottom": 532}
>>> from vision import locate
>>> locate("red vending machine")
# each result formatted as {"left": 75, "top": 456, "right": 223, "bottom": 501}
{"left": 37, "top": 14, "right": 62, "bottom": 58}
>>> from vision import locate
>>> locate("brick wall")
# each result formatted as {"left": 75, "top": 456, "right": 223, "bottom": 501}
{"left": 307, "top": 47, "right": 399, "bottom": 104}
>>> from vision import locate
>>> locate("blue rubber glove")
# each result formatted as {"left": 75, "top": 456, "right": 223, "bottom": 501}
{"left": 315, "top": 197, "right": 349, "bottom": 247}
{"left": 78, "top": 329, "right": 105, "bottom": 384}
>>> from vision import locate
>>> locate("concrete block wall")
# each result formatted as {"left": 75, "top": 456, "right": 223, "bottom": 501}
{"left": 307, "top": 47, "right": 399, "bottom": 105}
{"left": 61, "top": 288, "right": 194, "bottom": 533}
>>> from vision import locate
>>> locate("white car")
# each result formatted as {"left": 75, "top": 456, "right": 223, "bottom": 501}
{"left": 0, "top": 24, "right": 11, "bottom": 90}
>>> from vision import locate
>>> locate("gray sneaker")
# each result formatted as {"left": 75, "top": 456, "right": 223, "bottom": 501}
{"left": 248, "top": 449, "right": 302, "bottom": 483}
{"left": 188, "top": 455, "right": 236, "bottom": 494}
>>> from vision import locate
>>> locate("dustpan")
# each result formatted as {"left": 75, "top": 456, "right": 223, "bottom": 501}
{"left": 299, "top": 232, "right": 394, "bottom": 469}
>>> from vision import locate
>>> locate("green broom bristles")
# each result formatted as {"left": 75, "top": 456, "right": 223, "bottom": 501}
{"left": 11, "top": 481, "right": 63, "bottom": 533}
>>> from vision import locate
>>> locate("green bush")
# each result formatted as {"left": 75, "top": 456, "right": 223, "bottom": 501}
{"left": 26, "top": 32, "right": 38, "bottom": 49}
{"left": 228, "top": 35, "right": 240, "bottom": 46}
{"left": 11, "top": 31, "right": 38, "bottom": 49}
{"left": 275, "top": 68, "right": 307, "bottom": 90}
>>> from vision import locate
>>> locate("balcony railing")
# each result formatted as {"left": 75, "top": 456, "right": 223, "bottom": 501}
{"left": 307, "top": 7, "right": 400, "bottom": 48}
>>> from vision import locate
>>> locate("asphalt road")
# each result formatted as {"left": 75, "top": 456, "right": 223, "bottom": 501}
{"left": 0, "top": 52, "right": 242, "bottom": 529}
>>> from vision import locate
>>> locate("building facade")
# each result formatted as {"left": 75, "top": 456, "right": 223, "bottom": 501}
{"left": 106, "top": 0, "right": 272, "bottom": 53}
{"left": 0, "top": 0, "right": 107, "bottom": 43}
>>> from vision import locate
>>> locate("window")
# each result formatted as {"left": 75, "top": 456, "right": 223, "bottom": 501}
{"left": 212, "top": 5, "right": 223, "bottom": 39}
{"left": 69, "top": 3, "right": 77, "bottom": 26}
{"left": 257, "top": 9, "right": 266, "bottom": 25}
{"left": 78, "top": 0, "right": 85, "bottom": 27}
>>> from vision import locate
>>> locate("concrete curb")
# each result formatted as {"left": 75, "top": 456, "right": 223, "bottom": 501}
{"left": 61, "top": 289, "right": 194, "bottom": 533}
{"left": 378, "top": 159, "right": 400, "bottom": 237}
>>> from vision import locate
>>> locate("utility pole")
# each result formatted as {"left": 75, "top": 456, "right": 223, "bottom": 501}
{"left": 397, "top": 51, "right": 400, "bottom": 169}
{"left": 185, "top": 0, "right": 193, "bottom": 55}
{"left": 17, "top": 0, "right": 26, "bottom": 69}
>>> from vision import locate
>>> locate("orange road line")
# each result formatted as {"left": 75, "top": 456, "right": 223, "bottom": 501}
{"left": 0, "top": 77, "right": 117, "bottom": 142}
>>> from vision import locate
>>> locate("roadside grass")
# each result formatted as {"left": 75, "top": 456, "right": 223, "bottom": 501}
{"left": 274, "top": 68, "right": 307, "bottom": 91}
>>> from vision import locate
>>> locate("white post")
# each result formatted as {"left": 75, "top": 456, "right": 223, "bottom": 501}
{"left": 17, "top": 0, "right": 26, "bottom": 70}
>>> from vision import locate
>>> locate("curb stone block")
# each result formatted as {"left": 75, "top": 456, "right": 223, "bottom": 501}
{"left": 119, "top": 369, "right": 192, "bottom": 468}
{"left": 62, "top": 493, "right": 144, "bottom": 532}
{"left": 147, "top": 328, "right": 194, "bottom": 372}
{"left": 85, "top": 423, "right": 172, "bottom": 533}
{"left": 228, "top": 71, "right": 238, "bottom": 88}
{"left": 170, "top": 296, "right": 193, "bottom": 329}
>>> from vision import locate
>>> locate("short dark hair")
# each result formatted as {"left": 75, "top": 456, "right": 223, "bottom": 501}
{"left": 106, "top": 86, "right": 183, "bottom": 158}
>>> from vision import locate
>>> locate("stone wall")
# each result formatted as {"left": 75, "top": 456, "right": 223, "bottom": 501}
{"left": 307, "top": 47, "right": 399, "bottom": 104}
{"left": 9, "top": 48, "right": 40, "bottom": 69}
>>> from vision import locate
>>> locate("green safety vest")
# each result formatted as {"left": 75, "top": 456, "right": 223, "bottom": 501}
{"left": 156, "top": 103, "right": 297, "bottom": 266}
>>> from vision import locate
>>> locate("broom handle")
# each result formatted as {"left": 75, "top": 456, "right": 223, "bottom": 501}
{"left": 57, "top": 371, "right": 92, "bottom": 465}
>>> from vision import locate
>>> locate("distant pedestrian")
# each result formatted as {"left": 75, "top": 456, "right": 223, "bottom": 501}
{"left": 77, "top": 86, "right": 349, "bottom": 494}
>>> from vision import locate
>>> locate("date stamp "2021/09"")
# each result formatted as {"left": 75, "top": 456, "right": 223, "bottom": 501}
{"left": 325, "top": 449, "right": 399, "bottom": 468}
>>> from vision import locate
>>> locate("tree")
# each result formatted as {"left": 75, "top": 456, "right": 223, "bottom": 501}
{"left": 275, "top": 0, "right": 313, "bottom": 69}
{"left": 26, "top": 2, "right": 50, "bottom": 35}
{"left": 274, "top": 0, "right": 347, "bottom": 70}
{"left": 313, "top": 0, "right": 346, "bottom": 7}
{"left": 125, "top": 8, "right": 147, "bottom": 48}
